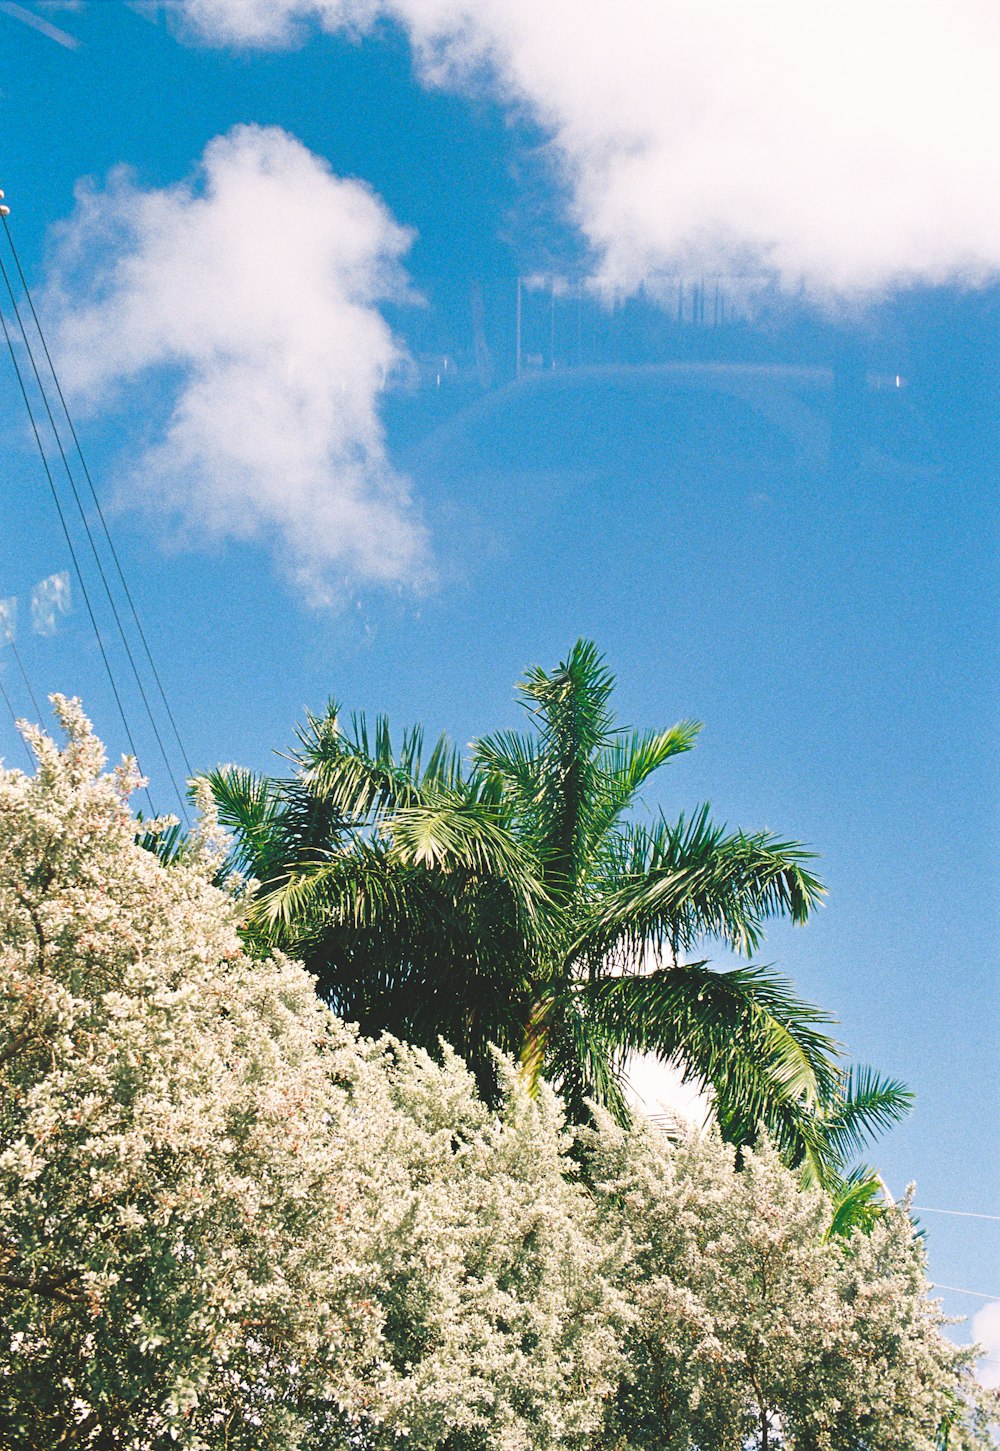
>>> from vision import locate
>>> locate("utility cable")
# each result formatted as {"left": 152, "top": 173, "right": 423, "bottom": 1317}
{"left": 930, "top": 1284, "right": 1000, "bottom": 1301}
{"left": 913, "top": 1207, "right": 1000, "bottom": 1223}
{"left": 1, "top": 616, "right": 42, "bottom": 721}
{"left": 0, "top": 211, "right": 194, "bottom": 785}
{"left": 0, "top": 669, "right": 34, "bottom": 770}
{"left": 0, "top": 297, "right": 157, "bottom": 816}
{"left": 0, "top": 243, "right": 188, "bottom": 820}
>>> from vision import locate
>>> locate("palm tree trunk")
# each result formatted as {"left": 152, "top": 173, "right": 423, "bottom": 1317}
{"left": 519, "top": 989, "right": 555, "bottom": 1092}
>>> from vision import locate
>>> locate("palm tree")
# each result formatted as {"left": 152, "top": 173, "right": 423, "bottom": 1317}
{"left": 209, "top": 641, "right": 909, "bottom": 1182}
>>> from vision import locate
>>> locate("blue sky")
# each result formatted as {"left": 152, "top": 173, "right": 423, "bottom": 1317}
{"left": 1, "top": 0, "right": 997, "bottom": 1359}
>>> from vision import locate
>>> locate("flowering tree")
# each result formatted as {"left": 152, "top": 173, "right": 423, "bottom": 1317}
{"left": 0, "top": 701, "right": 621, "bottom": 1450}
{"left": 581, "top": 1116, "right": 995, "bottom": 1450}
{"left": 0, "top": 701, "right": 991, "bottom": 1450}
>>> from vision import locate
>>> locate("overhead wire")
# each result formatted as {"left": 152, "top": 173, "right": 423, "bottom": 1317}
{"left": 913, "top": 1206, "right": 1000, "bottom": 1223}
{"left": 0, "top": 286, "right": 157, "bottom": 816}
{"left": 912, "top": 1205, "right": 1000, "bottom": 1305}
{"left": 0, "top": 190, "right": 201, "bottom": 823}
{"left": 930, "top": 1284, "right": 1000, "bottom": 1302}
{"left": 0, "top": 612, "right": 42, "bottom": 721}
{"left": 0, "top": 668, "right": 34, "bottom": 770}
{"left": 0, "top": 210, "right": 194, "bottom": 786}
{"left": 910, "top": 1204, "right": 1000, "bottom": 1308}
{"left": 0, "top": 242, "right": 190, "bottom": 822}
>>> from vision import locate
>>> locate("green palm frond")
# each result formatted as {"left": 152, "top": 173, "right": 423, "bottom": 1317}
{"left": 815, "top": 1064, "right": 914, "bottom": 1164}
{"left": 513, "top": 641, "right": 621, "bottom": 899}
{"left": 421, "top": 730, "right": 465, "bottom": 789}
{"left": 545, "top": 998, "right": 630, "bottom": 1126}
{"left": 582, "top": 960, "right": 839, "bottom": 1081}
{"left": 388, "top": 792, "right": 548, "bottom": 927}
{"left": 135, "top": 818, "right": 189, "bottom": 868}
{"left": 592, "top": 721, "right": 702, "bottom": 835}
{"left": 826, "top": 1166, "right": 888, "bottom": 1239}
{"left": 289, "top": 703, "right": 461, "bottom": 829}
{"left": 345, "top": 711, "right": 464, "bottom": 792}
{"left": 205, "top": 766, "right": 286, "bottom": 878}
{"left": 579, "top": 960, "right": 844, "bottom": 1169}
{"left": 299, "top": 730, "right": 422, "bottom": 824}
{"left": 473, "top": 729, "right": 542, "bottom": 804}
{"left": 518, "top": 638, "right": 617, "bottom": 750}
{"left": 249, "top": 841, "right": 425, "bottom": 942}
{"left": 588, "top": 807, "right": 824, "bottom": 957}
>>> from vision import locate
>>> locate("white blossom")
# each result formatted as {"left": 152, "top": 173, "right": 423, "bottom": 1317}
{"left": 0, "top": 702, "right": 621, "bottom": 1449}
{"left": 581, "top": 1112, "right": 996, "bottom": 1449}
{"left": 0, "top": 700, "right": 992, "bottom": 1449}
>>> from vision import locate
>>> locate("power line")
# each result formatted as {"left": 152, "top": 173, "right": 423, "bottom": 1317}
{"left": 0, "top": 613, "right": 42, "bottom": 721}
{"left": 0, "top": 237, "right": 189, "bottom": 823}
{"left": 930, "top": 1284, "right": 1000, "bottom": 1302}
{"left": 0, "top": 211, "right": 194, "bottom": 785}
{"left": 0, "top": 668, "right": 34, "bottom": 770}
{"left": 0, "top": 291, "right": 156, "bottom": 816}
{"left": 913, "top": 1206, "right": 1000, "bottom": 1223}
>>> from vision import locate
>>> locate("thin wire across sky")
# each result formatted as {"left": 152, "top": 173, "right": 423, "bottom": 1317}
{"left": 0, "top": 195, "right": 191, "bottom": 821}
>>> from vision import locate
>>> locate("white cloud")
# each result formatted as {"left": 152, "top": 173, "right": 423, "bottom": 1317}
{"left": 176, "top": 0, "right": 376, "bottom": 47}
{"left": 30, "top": 572, "right": 72, "bottom": 636}
{"left": 972, "top": 1300, "right": 1000, "bottom": 1390}
{"left": 178, "top": 0, "right": 1000, "bottom": 299}
{"left": 625, "top": 1050, "right": 713, "bottom": 1131}
{"left": 49, "top": 125, "right": 430, "bottom": 604}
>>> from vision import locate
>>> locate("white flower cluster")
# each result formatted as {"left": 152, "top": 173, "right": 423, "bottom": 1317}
{"left": 582, "top": 1121, "right": 995, "bottom": 1450}
{"left": 0, "top": 702, "right": 992, "bottom": 1449}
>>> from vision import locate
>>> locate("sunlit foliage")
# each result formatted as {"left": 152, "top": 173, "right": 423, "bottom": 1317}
{"left": 0, "top": 702, "right": 990, "bottom": 1449}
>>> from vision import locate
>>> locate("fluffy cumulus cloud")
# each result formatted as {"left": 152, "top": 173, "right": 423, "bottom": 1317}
{"left": 49, "top": 125, "right": 430, "bottom": 604}
{"left": 179, "top": 0, "right": 1000, "bottom": 299}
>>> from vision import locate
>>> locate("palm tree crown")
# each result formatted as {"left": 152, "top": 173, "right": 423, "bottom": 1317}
{"left": 209, "top": 641, "right": 909, "bottom": 1184}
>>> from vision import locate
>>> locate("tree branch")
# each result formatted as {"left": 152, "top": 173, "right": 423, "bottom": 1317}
{"left": 0, "top": 1269, "right": 82, "bottom": 1306}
